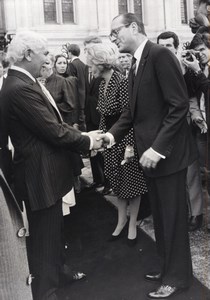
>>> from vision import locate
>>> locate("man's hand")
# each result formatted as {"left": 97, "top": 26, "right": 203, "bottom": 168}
{"left": 85, "top": 130, "right": 104, "bottom": 150}
{"left": 99, "top": 133, "right": 111, "bottom": 148}
{"left": 139, "top": 148, "right": 162, "bottom": 169}
{"left": 193, "top": 117, "right": 208, "bottom": 133}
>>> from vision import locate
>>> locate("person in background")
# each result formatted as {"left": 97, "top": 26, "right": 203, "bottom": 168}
{"left": 104, "top": 13, "right": 196, "bottom": 299}
{"left": 0, "top": 169, "right": 33, "bottom": 300}
{"left": 157, "top": 31, "right": 204, "bottom": 232}
{"left": 157, "top": 31, "right": 179, "bottom": 55}
{"left": 0, "top": 31, "right": 102, "bottom": 300}
{"left": 84, "top": 35, "right": 111, "bottom": 193}
{"left": 86, "top": 43, "right": 147, "bottom": 245}
{"left": 118, "top": 53, "right": 132, "bottom": 78}
{"left": 54, "top": 53, "right": 69, "bottom": 78}
{"left": 67, "top": 44, "right": 86, "bottom": 132}
{"left": 181, "top": 28, "right": 210, "bottom": 233}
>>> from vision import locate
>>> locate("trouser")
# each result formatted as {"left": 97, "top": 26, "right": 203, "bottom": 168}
{"left": 146, "top": 169, "right": 192, "bottom": 288}
{"left": 187, "top": 159, "right": 204, "bottom": 216}
{"left": 25, "top": 199, "right": 63, "bottom": 300}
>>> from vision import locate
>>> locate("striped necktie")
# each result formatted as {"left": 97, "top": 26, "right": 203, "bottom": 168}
{"left": 131, "top": 57, "right": 137, "bottom": 86}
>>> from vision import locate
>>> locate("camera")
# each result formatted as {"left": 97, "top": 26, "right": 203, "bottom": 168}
{"left": 182, "top": 49, "right": 200, "bottom": 62}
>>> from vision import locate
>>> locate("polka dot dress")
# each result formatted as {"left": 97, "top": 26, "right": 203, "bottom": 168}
{"left": 97, "top": 71, "right": 147, "bottom": 199}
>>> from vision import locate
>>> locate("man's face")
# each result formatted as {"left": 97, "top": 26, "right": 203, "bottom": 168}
{"left": 158, "top": 37, "right": 177, "bottom": 55}
{"left": 29, "top": 48, "right": 49, "bottom": 78}
{"left": 40, "top": 55, "right": 53, "bottom": 79}
{"left": 194, "top": 43, "right": 210, "bottom": 65}
{"left": 118, "top": 53, "right": 132, "bottom": 70}
{"left": 110, "top": 16, "right": 133, "bottom": 53}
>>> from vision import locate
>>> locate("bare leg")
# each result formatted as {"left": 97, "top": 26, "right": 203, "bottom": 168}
{"left": 112, "top": 198, "right": 128, "bottom": 236}
{"left": 128, "top": 195, "right": 141, "bottom": 240}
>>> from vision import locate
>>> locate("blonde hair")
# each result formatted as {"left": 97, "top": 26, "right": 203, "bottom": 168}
{"left": 6, "top": 31, "right": 48, "bottom": 64}
{"left": 86, "top": 43, "right": 119, "bottom": 69}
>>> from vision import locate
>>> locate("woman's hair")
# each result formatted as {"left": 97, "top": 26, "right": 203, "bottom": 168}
{"left": 86, "top": 43, "right": 119, "bottom": 70}
{"left": 6, "top": 31, "right": 47, "bottom": 64}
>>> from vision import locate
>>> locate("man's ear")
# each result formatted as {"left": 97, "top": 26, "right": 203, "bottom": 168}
{"left": 24, "top": 49, "right": 32, "bottom": 61}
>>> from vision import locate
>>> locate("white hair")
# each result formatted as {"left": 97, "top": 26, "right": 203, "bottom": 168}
{"left": 6, "top": 31, "right": 48, "bottom": 64}
{"left": 86, "top": 43, "right": 119, "bottom": 68}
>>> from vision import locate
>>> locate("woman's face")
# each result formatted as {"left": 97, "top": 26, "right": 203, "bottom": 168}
{"left": 55, "top": 57, "right": 67, "bottom": 74}
{"left": 89, "top": 62, "right": 104, "bottom": 78}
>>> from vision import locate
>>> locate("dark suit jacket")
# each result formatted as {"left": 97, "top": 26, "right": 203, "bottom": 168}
{"left": 110, "top": 41, "right": 197, "bottom": 177}
{"left": 67, "top": 58, "right": 86, "bottom": 128}
{"left": 0, "top": 69, "right": 90, "bottom": 211}
{"left": 84, "top": 66, "right": 102, "bottom": 131}
{"left": 0, "top": 169, "right": 33, "bottom": 299}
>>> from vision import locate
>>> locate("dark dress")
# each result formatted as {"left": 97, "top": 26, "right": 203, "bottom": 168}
{"left": 97, "top": 71, "right": 147, "bottom": 199}
{"left": 45, "top": 72, "right": 84, "bottom": 175}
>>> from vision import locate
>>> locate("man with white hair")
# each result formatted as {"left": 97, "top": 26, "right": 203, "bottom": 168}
{"left": 0, "top": 31, "right": 102, "bottom": 300}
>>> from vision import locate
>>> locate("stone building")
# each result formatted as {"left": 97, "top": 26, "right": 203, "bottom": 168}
{"left": 0, "top": 0, "right": 199, "bottom": 58}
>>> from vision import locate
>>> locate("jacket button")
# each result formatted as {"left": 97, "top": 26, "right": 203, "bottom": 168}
{"left": 27, "top": 274, "right": 34, "bottom": 285}
{"left": 17, "top": 227, "right": 27, "bottom": 237}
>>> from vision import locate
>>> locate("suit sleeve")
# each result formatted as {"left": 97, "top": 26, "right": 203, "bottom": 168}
{"left": 151, "top": 48, "right": 189, "bottom": 155}
{"left": 11, "top": 86, "right": 90, "bottom": 153}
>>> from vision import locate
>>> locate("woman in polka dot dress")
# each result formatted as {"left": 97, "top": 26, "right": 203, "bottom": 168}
{"left": 86, "top": 44, "right": 147, "bottom": 244}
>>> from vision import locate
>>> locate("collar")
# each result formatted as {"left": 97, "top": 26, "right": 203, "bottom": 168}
{"left": 133, "top": 38, "right": 148, "bottom": 70}
{"left": 10, "top": 65, "right": 36, "bottom": 82}
{"left": 71, "top": 57, "right": 79, "bottom": 62}
{"left": 0, "top": 76, "right": 3, "bottom": 90}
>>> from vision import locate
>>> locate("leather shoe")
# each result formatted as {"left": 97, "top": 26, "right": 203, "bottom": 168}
{"left": 127, "top": 237, "right": 137, "bottom": 247}
{"left": 188, "top": 214, "right": 203, "bottom": 232}
{"left": 145, "top": 272, "right": 162, "bottom": 282}
{"left": 147, "top": 285, "right": 184, "bottom": 299}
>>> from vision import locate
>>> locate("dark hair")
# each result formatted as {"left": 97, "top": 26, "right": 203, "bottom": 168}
{"left": 157, "top": 31, "right": 179, "bottom": 49}
{"left": 54, "top": 54, "right": 68, "bottom": 65}
{"left": 189, "top": 29, "right": 210, "bottom": 49}
{"left": 84, "top": 35, "right": 102, "bottom": 46}
{"left": 114, "top": 13, "right": 146, "bottom": 36}
{"left": 67, "top": 44, "right": 80, "bottom": 56}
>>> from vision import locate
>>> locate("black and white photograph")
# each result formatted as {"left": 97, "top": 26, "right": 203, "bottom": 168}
{"left": 0, "top": 0, "right": 210, "bottom": 299}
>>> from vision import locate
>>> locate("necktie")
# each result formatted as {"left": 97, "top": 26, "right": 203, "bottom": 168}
{"left": 88, "top": 71, "right": 93, "bottom": 83}
{"left": 131, "top": 57, "right": 137, "bottom": 86}
{"left": 37, "top": 81, "right": 63, "bottom": 122}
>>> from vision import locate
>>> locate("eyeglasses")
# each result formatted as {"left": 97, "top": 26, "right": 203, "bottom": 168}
{"left": 109, "top": 24, "right": 130, "bottom": 41}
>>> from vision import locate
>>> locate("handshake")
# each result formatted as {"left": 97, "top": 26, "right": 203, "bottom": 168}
{"left": 83, "top": 130, "right": 111, "bottom": 151}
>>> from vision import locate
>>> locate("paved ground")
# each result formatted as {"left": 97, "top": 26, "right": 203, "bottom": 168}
{"left": 81, "top": 158, "right": 210, "bottom": 290}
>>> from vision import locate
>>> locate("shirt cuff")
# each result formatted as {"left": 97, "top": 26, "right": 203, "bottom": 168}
{"left": 81, "top": 132, "right": 93, "bottom": 150}
{"left": 106, "top": 132, "right": 115, "bottom": 148}
{"left": 150, "top": 147, "right": 166, "bottom": 159}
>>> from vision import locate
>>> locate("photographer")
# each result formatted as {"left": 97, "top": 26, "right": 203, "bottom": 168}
{"left": 181, "top": 29, "right": 210, "bottom": 232}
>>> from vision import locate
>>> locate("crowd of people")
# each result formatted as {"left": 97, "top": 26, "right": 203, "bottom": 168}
{"left": 0, "top": 9, "right": 210, "bottom": 300}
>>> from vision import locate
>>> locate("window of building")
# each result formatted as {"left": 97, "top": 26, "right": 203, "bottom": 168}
{"left": 43, "top": 0, "right": 74, "bottom": 24}
{"left": 43, "top": 0, "right": 56, "bottom": 23}
{"left": 62, "top": 0, "right": 74, "bottom": 23}
{"left": 118, "top": 0, "right": 143, "bottom": 21}
{"left": 181, "top": 0, "right": 188, "bottom": 24}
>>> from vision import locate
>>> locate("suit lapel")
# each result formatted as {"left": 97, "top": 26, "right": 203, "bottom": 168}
{"left": 130, "top": 41, "right": 153, "bottom": 114}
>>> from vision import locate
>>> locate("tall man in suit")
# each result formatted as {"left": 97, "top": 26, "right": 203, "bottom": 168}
{"left": 103, "top": 13, "right": 197, "bottom": 299}
{"left": 0, "top": 31, "right": 102, "bottom": 300}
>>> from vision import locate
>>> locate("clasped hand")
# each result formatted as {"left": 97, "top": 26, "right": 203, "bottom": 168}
{"left": 85, "top": 130, "right": 110, "bottom": 150}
